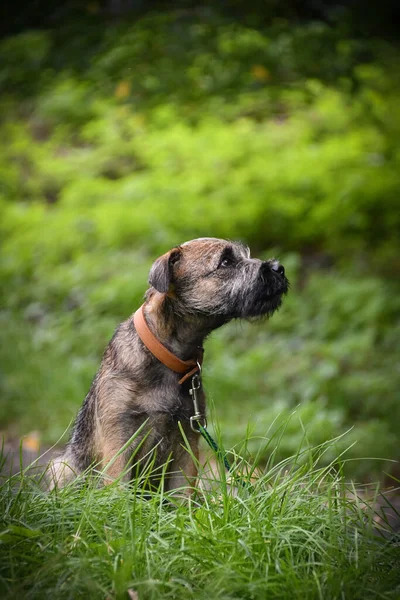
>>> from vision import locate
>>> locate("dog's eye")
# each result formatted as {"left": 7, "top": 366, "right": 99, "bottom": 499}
{"left": 219, "top": 257, "right": 234, "bottom": 268}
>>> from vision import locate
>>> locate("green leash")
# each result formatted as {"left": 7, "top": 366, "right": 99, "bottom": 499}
{"left": 198, "top": 423, "right": 248, "bottom": 489}
{"left": 189, "top": 372, "right": 231, "bottom": 470}
{"left": 189, "top": 371, "right": 248, "bottom": 488}
{"left": 198, "top": 423, "right": 232, "bottom": 473}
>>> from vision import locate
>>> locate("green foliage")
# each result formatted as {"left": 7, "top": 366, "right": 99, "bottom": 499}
{"left": 0, "top": 31, "right": 51, "bottom": 94}
{"left": 0, "top": 10, "right": 400, "bottom": 480}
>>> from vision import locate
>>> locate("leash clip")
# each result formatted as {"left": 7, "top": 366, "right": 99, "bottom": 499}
{"left": 189, "top": 372, "right": 207, "bottom": 432}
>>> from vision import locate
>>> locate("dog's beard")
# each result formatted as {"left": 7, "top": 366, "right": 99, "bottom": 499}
{"left": 242, "top": 293, "right": 283, "bottom": 318}
{"left": 234, "top": 274, "right": 289, "bottom": 319}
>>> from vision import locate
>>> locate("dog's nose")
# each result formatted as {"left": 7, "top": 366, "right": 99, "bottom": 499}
{"left": 271, "top": 263, "right": 285, "bottom": 277}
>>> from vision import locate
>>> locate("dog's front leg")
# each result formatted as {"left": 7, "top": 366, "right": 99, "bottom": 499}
{"left": 165, "top": 434, "right": 199, "bottom": 495}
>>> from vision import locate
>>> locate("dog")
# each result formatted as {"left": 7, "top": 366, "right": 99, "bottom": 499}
{"left": 50, "top": 238, "right": 288, "bottom": 491}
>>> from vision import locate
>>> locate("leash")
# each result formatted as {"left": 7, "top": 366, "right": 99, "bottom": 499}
{"left": 188, "top": 371, "right": 232, "bottom": 473}
{"left": 188, "top": 366, "right": 249, "bottom": 488}
{"left": 197, "top": 425, "right": 233, "bottom": 474}
{"left": 190, "top": 373, "right": 249, "bottom": 489}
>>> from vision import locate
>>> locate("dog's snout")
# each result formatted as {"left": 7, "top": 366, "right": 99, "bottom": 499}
{"left": 271, "top": 263, "right": 285, "bottom": 277}
{"left": 262, "top": 260, "right": 285, "bottom": 277}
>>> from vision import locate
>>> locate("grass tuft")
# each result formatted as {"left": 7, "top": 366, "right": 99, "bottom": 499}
{"left": 1, "top": 433, "right": 399, "bottom": 599}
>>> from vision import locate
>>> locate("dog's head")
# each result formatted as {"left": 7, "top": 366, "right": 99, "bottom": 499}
{"left": 148, "top": 238, "right": 289, "bottom": 322}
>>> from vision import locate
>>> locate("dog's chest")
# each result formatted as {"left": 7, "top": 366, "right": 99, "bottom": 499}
{"left": 136, "top": 380, "right": 205, "bottom": 422}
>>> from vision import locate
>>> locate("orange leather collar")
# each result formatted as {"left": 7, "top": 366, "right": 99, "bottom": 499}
{"left": 133, "top": 304, "right": 203, "bottom": 385}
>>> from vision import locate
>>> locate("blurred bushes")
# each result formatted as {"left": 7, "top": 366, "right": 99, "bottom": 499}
{"left": 0, "top": 11, "right": 399, "bottom": 477}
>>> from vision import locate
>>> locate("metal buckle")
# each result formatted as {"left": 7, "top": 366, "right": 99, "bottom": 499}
{"left": 189, "top": 372, "right": 207, "bottom": 432}
{"left": 190, "top": 414, "right": 208, "bottom": 432}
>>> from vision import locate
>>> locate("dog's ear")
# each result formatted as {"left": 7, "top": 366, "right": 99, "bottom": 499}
{"left": 148, "top": 247, "right": 182, "bottom": 293}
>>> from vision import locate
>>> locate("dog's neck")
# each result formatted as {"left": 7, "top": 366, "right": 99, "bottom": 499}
{"left": 142, "top": 292, "right": 221, "bottom": 361}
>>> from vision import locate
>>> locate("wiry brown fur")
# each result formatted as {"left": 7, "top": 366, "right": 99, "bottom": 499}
{"left": 50, "top": 238, "right": 288, "bottom": 492}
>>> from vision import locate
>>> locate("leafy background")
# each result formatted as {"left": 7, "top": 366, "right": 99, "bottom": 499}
{"left": 1, "top": 3, "right": 400, "bottom": 480}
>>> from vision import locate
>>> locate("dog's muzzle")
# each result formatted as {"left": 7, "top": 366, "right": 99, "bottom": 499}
{"left": 259, "top": 261, "right": 288, "bottom": 296}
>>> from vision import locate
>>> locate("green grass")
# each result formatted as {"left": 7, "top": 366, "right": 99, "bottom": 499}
{"left": 1, "top": 435, "right": 399, "bottom": 599}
